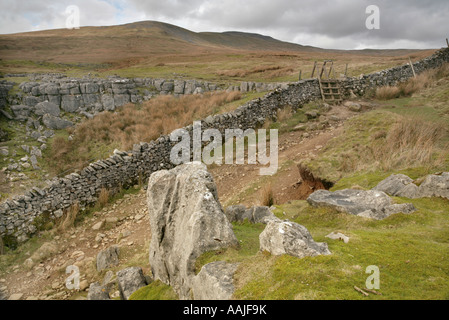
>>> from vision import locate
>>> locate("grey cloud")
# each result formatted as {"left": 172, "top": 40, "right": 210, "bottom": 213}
{"left": 1, "top": 0, "right": 448, "bottom": 49}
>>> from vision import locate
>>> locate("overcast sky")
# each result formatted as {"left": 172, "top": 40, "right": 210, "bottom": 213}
{"left": 1, "top": 0, "right": 448, "bottom": 50}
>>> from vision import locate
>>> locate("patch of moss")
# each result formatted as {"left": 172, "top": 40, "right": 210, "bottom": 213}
{"left": 129, "top": 281, "right": 178, "bottom": 300}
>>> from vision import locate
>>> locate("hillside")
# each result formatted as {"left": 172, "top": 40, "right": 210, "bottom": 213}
{"left": 0, "top": 20, "right": 434, "bottom": 81}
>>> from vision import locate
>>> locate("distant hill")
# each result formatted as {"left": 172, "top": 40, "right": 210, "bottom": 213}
{"left": 0, "top": 20, "right": 433, "bottom": 79}
{"left": 0, "top": 20, "right": 324, "bottom": 63}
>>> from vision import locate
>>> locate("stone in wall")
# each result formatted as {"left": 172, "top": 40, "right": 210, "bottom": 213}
{"left": 61, "top": 95, "right": 84, "bottom": 112}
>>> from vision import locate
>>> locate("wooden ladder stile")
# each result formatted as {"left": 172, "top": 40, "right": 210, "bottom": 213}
{"left": 314, "top": 59, "right": 343, "bottom": 105}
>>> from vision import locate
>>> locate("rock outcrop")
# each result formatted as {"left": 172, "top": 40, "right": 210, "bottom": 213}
{"left": 374, "top": 173, "right": 449, "bottom": 200}
{"left": 307, "top": 189, "right": 416, "bottom": 220}
{"left": 146, "top": 162, "right": 238, "bottom": 300}
{"left": 259, "top": 219, "right": 331, "bottom": 258}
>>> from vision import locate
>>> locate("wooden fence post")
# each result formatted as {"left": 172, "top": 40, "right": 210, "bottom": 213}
{"left": 311, "top": 62, "right": 317, "bottom": 78}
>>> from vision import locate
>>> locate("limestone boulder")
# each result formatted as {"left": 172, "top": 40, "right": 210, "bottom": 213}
{"left": 192, "top": 261, "right": 239, "bottom": 300}
{"left": 373, "top": 172, "right": 449, "bottom": 200}
{"left": 34, "top": 101, "right": 60, "bottom": 117}
{"left": 87, "top": 282, "right": 110, "bottom": 300}
{"left": 42, "top": 114, "right": 73, "bottom": 130}
{"left": 224, "top": 205, "right": 277, "bottom": 224}
{"left": 259, "top": 219, "right": 331, "bottom": 258}
{"left": 147, "top": 162, "right": 238, "bottom": 299}
{"left": 96, "top": 246, "right": 120, "bottom": 271}
{"left": 10, "top": 105, "right": 30, "bottom": 121}
{"left": 307, "top": 189, "right": 416, "bottom": 220}
{"left": 117, "top": 267, "right": 148, "bottom": 300}
{"left": 373, "top": 174, "right": 419, "bottom": 198}
{"left": 419, "top": 172, "right": 449, "bottom": 199}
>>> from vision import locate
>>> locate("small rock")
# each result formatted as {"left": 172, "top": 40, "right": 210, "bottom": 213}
{"left": 92, "top": 220, "right": 105, "bottom": 231}
{"left": 106, "top": 217, "right": 119, "bottom": 224}
{"left": 326, "top": 232, "right": 350, "bottom": 243}
{"left": 95, "top": 233, "right": 106, "bottom": 243}
{"left": 79, "top": 280, "right": 89, "bottom": 291}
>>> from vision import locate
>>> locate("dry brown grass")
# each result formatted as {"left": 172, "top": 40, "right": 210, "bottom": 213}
{"left": 337, "top": 116, "right": 448, "bottom": 174}
{"left": 75, "top": 91, "right": 242, "bottom": 151}
{"left": 260, "top": 184, "right": 275, "bottom": 207}
{"left": 376, "top": 117, "right": 448, "bottom": 170}
{"left": 376, "top": 64, "right": 448, "bottom": 100}
{"left": 47, "top": 91, "right": 242, "bottom": 175}
{"left": 375, "top": 86, "right": 401, "bottom": 100}
{"left": 57, "top": 202, "right": 79, "bottom": 232}
{"left": 98, "top": 188, "right": 110, "bottom": 208}
{"left": 276, "top": 106, "right": 293, "bottom": 123}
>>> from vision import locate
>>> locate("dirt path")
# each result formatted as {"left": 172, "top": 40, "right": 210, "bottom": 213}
{"left": 210, "top": 104, "right": 357, "bottom": 207}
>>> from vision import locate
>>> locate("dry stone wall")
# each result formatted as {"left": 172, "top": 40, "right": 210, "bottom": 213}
{"left": 1, "top": 75, "right": 289, "bottom": 119}
{"left": 340, "top": 47, "right": 449, "bottom": 96}
{"left": 1, "top": 47, "right": 448, "bottom": 245}
{"left": 0, "top": 79, "right": 321, "bottom": 245}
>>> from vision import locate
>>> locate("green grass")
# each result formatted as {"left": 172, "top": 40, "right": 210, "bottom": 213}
{"left": 231, "top": 196, "right": 449, "bottom": 300}
{"left": 195, "top": 221, "right": 266, "bottom": 274}
{"left": 0, "top": 59, "right": 108, "bottom": 76}
{"left": 129, "top": 281, "right": 179, "bottom": 300}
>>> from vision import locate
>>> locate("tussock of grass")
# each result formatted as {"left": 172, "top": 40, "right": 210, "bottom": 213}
{"left": 260, "top": 184, "right": 275, "bottom": 207}
{"left": 98, "top": 188, "right": 110, "bottom": 209}
{"left": 56, "top": 202, "right": 79, "bottom": 232}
